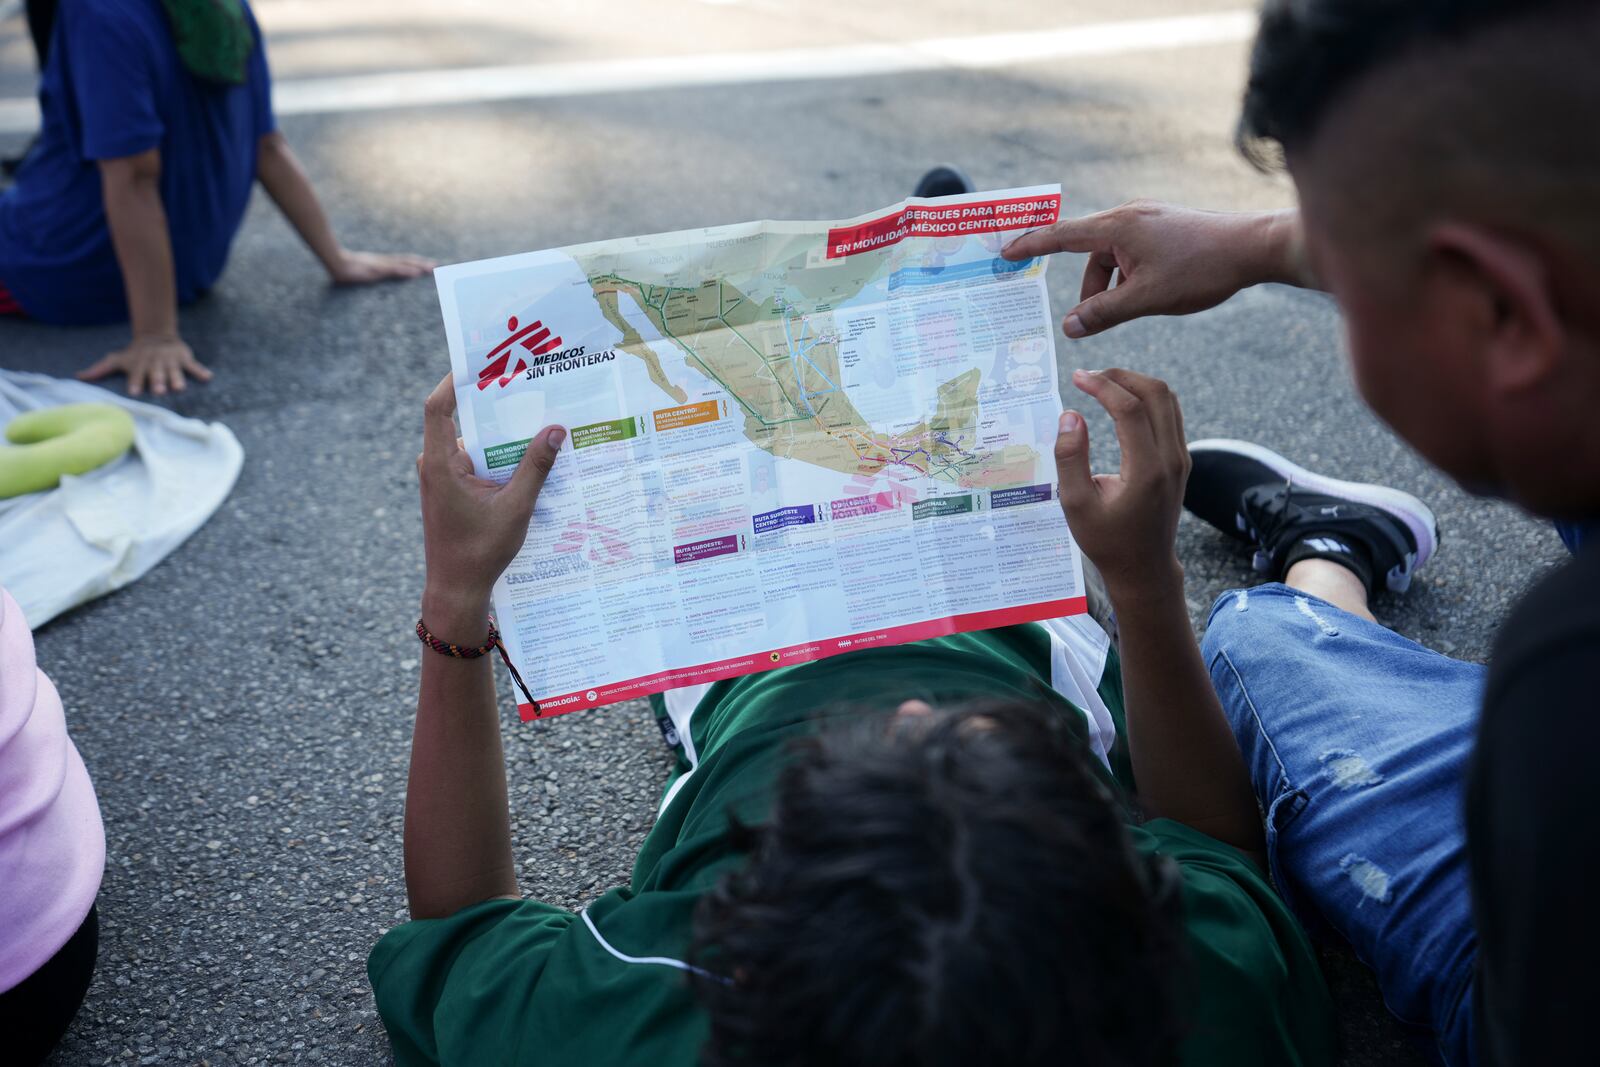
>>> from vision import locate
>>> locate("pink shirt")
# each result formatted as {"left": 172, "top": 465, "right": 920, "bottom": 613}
{"left": 0, "top": 588, "right": 104, "bottom": 993}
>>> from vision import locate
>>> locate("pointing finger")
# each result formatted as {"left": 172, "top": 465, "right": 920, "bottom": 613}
{"left": 1001, "top": 213, "right": 1115, "bottom": 260}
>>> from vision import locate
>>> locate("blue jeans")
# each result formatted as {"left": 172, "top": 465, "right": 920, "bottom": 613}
{"left": 1202, "top": 584, "right": 1483, "bottom": 1067}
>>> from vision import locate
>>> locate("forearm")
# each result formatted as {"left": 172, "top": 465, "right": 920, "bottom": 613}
{"left": 255, "top": 132, "right": 343, "bottom": 273}
{"left": 101, "top": 171, "right": 179, "bottom": 338}
{"left": 402, "top": 585, "right": 519, "bottom": 919}
{"left": 1109, "top": 572, "right": 1265, "bottom": 858}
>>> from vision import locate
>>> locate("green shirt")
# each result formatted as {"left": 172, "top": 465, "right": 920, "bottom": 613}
{"left": 370, "top": 625, "right": 1336, "bottom": 1066}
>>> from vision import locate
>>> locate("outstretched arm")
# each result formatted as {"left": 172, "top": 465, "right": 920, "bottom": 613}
{"left": 1003, "top": 201, "right": 1317, "bottom": 339}
{"left": 255, "top": 131, "right": 436, "bottom": 285}
{"left": 1053, "top": 368, "right": 1264, "bottom": 861}
{"left": 405, "top": 374, "right": 566, "bottom": 919}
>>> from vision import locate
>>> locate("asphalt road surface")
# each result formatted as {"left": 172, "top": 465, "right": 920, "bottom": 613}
{"left": 1, "top": 2, "right": 1564, "bottom": 1064}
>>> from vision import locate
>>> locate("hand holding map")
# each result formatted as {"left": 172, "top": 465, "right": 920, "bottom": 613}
{"left": 435, "top": 184, "right": 1085, "bottom": 718}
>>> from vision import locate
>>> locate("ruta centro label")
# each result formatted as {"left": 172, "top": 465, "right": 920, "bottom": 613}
{"left": 653, "top": 400, "right": 721, "bottom": 432}
{"left": 826, "top": 193, "right": 1062, "bottom": 259}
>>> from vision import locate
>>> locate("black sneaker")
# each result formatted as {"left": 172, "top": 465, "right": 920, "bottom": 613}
{"left": 913, "top": 164, "right": 975, "bottom": 199}
{"left": 1184, "top": 439, "right": 1439, "bottom": 594}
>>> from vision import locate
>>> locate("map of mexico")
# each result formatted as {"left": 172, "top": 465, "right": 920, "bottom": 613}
{"left": 435, "top": 185, "right": 1085, "bottom": 718}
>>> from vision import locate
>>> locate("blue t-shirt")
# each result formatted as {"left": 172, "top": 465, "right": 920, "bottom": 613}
{"left": 0, "top": 0, "right": 275, "bottom": 325}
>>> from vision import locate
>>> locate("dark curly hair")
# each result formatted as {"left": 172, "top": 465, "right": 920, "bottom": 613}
{"left": 690, "top": 699, "right": 1185, "bottom": 1067}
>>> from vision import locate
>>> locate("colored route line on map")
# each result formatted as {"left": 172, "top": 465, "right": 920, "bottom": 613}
{"left": 882, "top": 430, "right": 977, "bottom": 478}
{"left": 592, "top": 272, "right": 815, "bottom": 428}
{"left": 776, "top": 299, "right": 839, "bottom": 418}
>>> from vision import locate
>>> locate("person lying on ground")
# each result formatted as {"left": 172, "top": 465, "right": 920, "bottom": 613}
{"left": 1002, "top": 3, "right": 1600, "bottom": 1061}
{"left": 0, "top": 0, "right": 434, "bottom": 396}
{"left": 364, "top": 369, "right": 1338, "bottom": 1067}
{"left": 0, "top": 585, "right": 104, "bottom": 1066}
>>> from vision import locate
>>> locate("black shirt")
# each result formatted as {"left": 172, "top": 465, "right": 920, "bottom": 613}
{"left": 1469, "top": 543, "right": 1600, "bottom": 1066}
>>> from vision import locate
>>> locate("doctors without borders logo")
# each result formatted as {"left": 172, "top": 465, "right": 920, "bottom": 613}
{"left": 478, "top": 315, "right": 562, "bottom": 389}
{"left": 477, "top": 314, "right": 619, "bottom": 390}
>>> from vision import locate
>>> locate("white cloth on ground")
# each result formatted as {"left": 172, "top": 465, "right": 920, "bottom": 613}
{"left": 0, "top": 371, "right": 243, "bottom": 629}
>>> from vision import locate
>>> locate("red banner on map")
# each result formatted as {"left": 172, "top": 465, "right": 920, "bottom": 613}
{"left": 825, "top": 193, "right": 1062, "bottom": 259}
{"left": 518, "top": 595, "right": 1089, "bottom": 720}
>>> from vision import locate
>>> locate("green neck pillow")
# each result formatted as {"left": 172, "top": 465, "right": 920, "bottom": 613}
{"left": 0, "top": 404, "right": 137, "bottom": 499}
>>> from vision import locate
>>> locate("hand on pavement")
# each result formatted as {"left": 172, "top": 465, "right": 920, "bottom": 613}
{"left": 1053, "top": 368, "right": 1191, "bottom": 600}
{"left": 1002, "top": 201, "right": 1306, "bottom": 339}
{"left": 417, "top": 374, "right": 564, "bottom": 636}
{"left": 329, "top": 249, "right": 437, "bottom": 286}
{"left": 77, "top": 335, "right": 212, "bottom": 397}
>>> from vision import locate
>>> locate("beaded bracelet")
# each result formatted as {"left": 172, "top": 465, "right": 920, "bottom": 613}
{"left": 415, "top": 617, "right": 541, "bottom": 716}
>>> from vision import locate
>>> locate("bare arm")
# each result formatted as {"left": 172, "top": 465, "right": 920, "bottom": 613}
{"left": 255, "top": 132, "right": 435, "bottom": 284}
{"left": 1112, "top": 580, "right": 1263, "bottom": 858}
{"left": 1003, "top": 201, "right": 1318, "bottom": 339}
{"left": 78, "top": 149, "right": 211, "bottom": 395}
{"left": 405, "top": 375, "right": 565, "bottom": 919}
{"left": 1054, "top": 369, "right": 1265, "bottom": 861}
{"left": 405, "top": 589, "right": 516, "bottom": 919}
{"left": 100, "top": 149, "right": 176, "bottom": 337}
